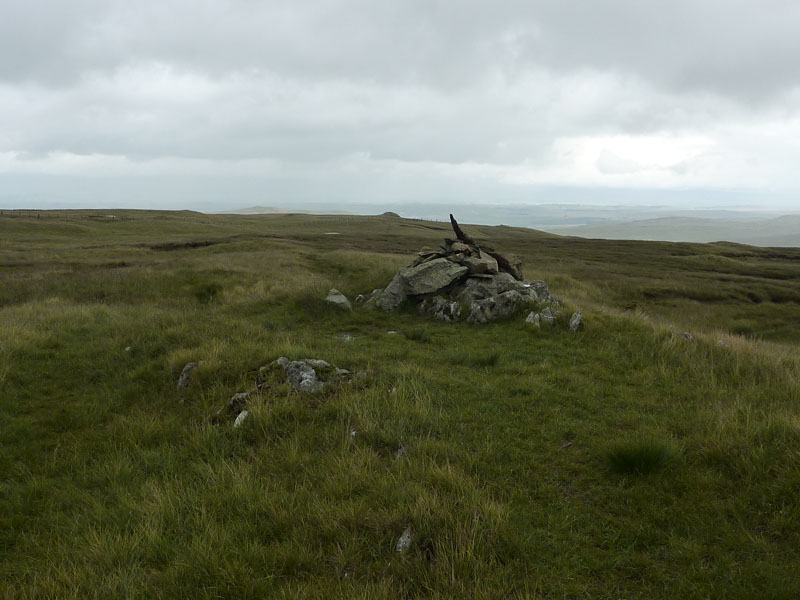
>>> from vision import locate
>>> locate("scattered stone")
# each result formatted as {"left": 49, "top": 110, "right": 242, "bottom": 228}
{"left": 336, "top": 333, "right": 355, "bottom": 343}
{"left": 177, "top": 362, "right": 198, "bottom": 391}
{"left": 349, "top": 428, "right": 357, "bottom": 442}
{"left": 682, "top": 331, "right": 695, "bottom": 342}
{"left": 124, "top": 346, "right": 132, "bottom": 353}
{"left": 325, "top": 289, "right": 352, "bottom": 311}
{"left": 717, "top": 339, "right": 728, "bottom": 347}
{"left": 540, "top": 307, "right": 557, "bottom": 326}
{"left": 284, "top": 360, "right": 325, "bottom": 393}
{"left": 569, "top": 310, "right": 583, "bottom": 332}
{"left": 396, "top": 527, "right": 413, "bottom": 552}
{"left": 394, "top": 444, "right": 407, "bottom": 461}
{"left": 387, "top": 330, "right": 399, "bottom": 335}
{"left": 264, "top": 356, "right": 354, "bottom": 394}
{"left": 233, "top": 410, "right": 249, "bottom": 428}
{"left": 525, "top": 311, "right": 541, "bottom": 329}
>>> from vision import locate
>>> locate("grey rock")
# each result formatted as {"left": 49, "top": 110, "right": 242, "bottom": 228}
{"left": 177, "top": 362, "right": 198, "bottom": 390}
{"left": 569, "top": 310, "right": 583, "bottom": 332}
{"left": 394, "top": 444, "right": 407, "bottom": 461}
{"left": 300, "top": 358, "right": 331, "bottom": 369}
{"left": 124, "top": 346, "right": 132, "bottom": 353}
{"left": 420, "top": 295, "right": 462, "bottom": 322}
{"left": 525, "top": 311, "right": 541, "bottom": 328}
{"left": 452, "top": 276, "right": 500, "bottom": 304}
{"left": 284, "top": 360, "right": 325, "bottom": 393}
{"left": 395, "top": 527, "right": 413, "bottom": 552}
{"left": 400, "top": 258, "right": 468, "bottom": 295}
{"left": 462, "top": 252, "right": 498, "bottom": 275}
{"left": 682, "top": 331, "right": 695, "bottom": 342}
{"left": 233, "top": 410, "right": 249, "bottom": 428}
{"left": 540, "top": 306, "right": 557, "bottom": 326}
{"left": 467, "top": 290, "right": 528, "bottom": 324}
{"left": 376, "top": 273, "right": 407, "bottom": 311}
{"left": 386, "top": 330, "right": 399, "bottom": 335}
{"left": 336, "top": 333, "right": 355, "bottom": 343}
{"left": 363, "top": 288, "right": 383, "bottom": 309}
{"left": 325, "top": 289, "right": 352, "bottom": 311}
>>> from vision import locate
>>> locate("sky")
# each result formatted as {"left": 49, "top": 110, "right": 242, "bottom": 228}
{"left": 2, "top": 0, "right": 800, "bottom": 212}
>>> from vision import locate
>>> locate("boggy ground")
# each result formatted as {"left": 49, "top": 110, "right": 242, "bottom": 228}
{"left": 1, "top": 210, "right": 800, "bottom": 598}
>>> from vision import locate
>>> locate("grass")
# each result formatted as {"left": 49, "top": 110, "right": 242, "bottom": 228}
{"left": 2, "top": 209, "right": 800, "bottom": 598}
{"left": 606, "top": 438, "right": 679, "bottom": 475}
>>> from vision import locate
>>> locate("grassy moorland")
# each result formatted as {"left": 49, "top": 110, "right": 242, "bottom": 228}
{"left": 1, "top": 209, "right": 800, "bottom": 598}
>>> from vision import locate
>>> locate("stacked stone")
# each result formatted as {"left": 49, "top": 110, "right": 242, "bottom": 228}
{"left": 358, "top": 216, "right": 560, "bottom": 323}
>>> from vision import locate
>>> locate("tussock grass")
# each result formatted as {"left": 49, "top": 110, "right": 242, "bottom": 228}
{"left": 606, "top": 438, "right": 679, "bottom": 475}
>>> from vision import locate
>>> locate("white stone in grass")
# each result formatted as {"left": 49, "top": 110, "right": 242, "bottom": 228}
{"left": 125, "top": 346, "right": 132, "bottom": 352}
{"left": 233, "top": 410, "right": 249, "bottom": 428}
{"left": 396, "top": 527, "right": 413, "bottom": 552}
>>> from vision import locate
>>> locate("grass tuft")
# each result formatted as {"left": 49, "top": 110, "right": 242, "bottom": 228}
{"left": 606, "top": 438, "right": 678, "bottom": 475}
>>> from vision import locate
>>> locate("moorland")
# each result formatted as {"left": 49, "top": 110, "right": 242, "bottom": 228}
{"left": 2, "top": 209, "right": 800, "bottom": 598}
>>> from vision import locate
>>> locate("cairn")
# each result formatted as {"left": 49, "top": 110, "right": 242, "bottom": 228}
{"left": 359, "top": 215, "right": 559, "bottom": 323}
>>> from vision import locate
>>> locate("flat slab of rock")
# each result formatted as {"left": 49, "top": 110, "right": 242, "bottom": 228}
{"left": 400, "top": 258, "right": 468, "bottom": 295}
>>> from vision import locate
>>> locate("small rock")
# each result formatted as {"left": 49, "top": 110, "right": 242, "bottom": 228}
{"left": 229, "top": 392, "right": 249, "bottom": 412}
{"left": 569, "top": 310, "right": 583, "bottom": 332}
{"left": 396, "top": 527, "right": 413, "bottom": 552}
{"left": 124, "top": 346, "right": 132, "bottom": 353}
{"left": 336, "top": 333, "right": 355, "bottom": 343}
{"left": 525, "top": 311, "right": 540, "bottom": 329}
{"left": 540, "top": 307, "right": 557, "bottom": 326}
{"left": 717, "top": 339, "right": 728, "bottom": 347}
{"left": 233, "top": 410, "right": 249, "bottom": 428}
{"left": 284, "top": 361, "right": 325, "bottom": 393}
{"left": 177, "top": 362, "right": 198, "bottom": 390}
{"left": 387, "top": 330, "right": 399, "bottom": 335}
{"left": 682, "top": 331, "right": 695, "bottom": 342}
{"left": 349, "top": 428, "right": 357, "bottom": 442}
{"left": 325, "top": 289, "right": 352, "bottom": 311}
{"left": 354, "top": 294, "right": 366, "bottom": 304}
{"left": 335, "top": 367, "right": 352, "bottom": 376}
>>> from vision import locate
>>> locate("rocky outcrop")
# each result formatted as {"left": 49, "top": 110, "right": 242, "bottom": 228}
{"left": 364, "top": 214, "right": 560, "bottom": 323}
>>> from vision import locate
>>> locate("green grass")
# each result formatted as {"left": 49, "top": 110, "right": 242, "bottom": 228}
{"left": 2, "top": 209, "right": 800, "bottom": 598}
{"left": 606, "top": 438, "right": 679, "bottom": 475}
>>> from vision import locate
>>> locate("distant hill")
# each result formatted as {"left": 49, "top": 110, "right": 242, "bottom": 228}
{"left": 547, "top": 214, "right": 800, "bottom": 247}
{"left": 215, "top": 205, "right": 353, "bottom": 215}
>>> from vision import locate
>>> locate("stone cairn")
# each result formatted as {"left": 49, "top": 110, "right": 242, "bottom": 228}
{"left": 356, "top": 214, "right": 561, "bottom": 323}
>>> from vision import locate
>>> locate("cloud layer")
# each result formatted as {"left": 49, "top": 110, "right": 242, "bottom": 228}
{"left": 2, "top": 1, "right": 799, "bottom": 207}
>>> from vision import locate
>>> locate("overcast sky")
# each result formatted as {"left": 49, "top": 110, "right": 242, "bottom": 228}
{"left": 2, "top": 0, "right": 800, "bottom": 211}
